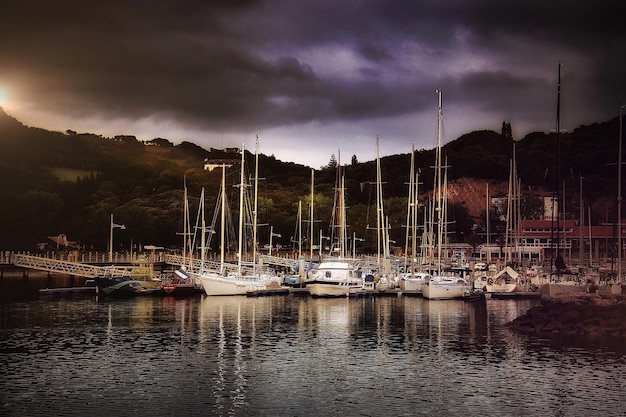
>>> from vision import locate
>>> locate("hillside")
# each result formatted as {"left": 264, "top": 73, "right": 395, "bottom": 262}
{"left": 447, "top": 178, "right": 509, "bottom": 219}
{"left": 0, "top": 107, "right": 623, "bottom": 252}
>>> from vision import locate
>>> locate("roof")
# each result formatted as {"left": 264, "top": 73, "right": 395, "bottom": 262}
{"left": 517, "top": 219, "right": 621, "bottom": 239}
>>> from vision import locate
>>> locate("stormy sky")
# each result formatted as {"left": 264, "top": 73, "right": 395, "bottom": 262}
{"left": 1, "top": 0, "right": 624, "bottom": 168}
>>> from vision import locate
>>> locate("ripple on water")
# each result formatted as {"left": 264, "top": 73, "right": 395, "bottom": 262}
{"left": 1, "top": 296, "right": 625, "bottom": 416}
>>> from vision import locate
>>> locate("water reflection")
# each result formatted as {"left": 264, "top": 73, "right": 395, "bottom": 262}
{"left": 1, "top": 293, "right": 625, "bottom": 416}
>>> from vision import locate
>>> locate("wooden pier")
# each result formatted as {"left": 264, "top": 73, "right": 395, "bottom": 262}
{"left": 246, "top": 287, "right": 291, "bottom": 297}
{"left": 39, "top": 287, "right": 96, "bottom": 296}
{"left": 490, "top": 291, "right": 541, "bottom": 299}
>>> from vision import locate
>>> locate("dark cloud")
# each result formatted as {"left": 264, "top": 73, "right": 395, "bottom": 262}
{"left": 0, "top": 0, "right": 624, "bottom": 167}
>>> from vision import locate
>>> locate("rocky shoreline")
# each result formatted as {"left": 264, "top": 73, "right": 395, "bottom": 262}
{"left": 506, "top": 292, "right": 626, "bottom": 339}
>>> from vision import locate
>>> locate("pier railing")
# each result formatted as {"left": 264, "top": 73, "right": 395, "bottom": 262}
{"left": 1, "top": 250, "right": 169, "bottom": 265}
{"left": 11, "top": 254, "right": 144, "bottom": 278}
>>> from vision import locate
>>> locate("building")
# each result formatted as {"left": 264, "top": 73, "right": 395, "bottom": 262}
{"left": 203, "top": 159, "right": 240, "bottom": 172}
{"left": 478, "top": 218, "right": 623, "bottom": 269}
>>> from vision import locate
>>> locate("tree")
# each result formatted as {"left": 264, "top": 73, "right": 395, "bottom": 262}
{"left": 351, "top": 154, "right": 358, "bottom": 166}
{"left": 147, "top": 138, "right": 173, "bottom": 147}
{"left": 520, "top": 195, "right": 545, "bottom": 220}
{"left": 325, "top": 154, "right": 338, "bottom": 169}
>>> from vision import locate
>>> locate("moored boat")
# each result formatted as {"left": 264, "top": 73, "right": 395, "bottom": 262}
{"left": 304, "top": 156, "right": 367, "bottom": 297}
{"left": 306, "top": 260, "right": 365, "bottom": 297}
{"left": 420, "top": 90, "right": 469, "bottom": 300}
{"left": 200, "top": 270, "right": 282, "bottom": 296}
{"left": 162, "top": 268, "right": 200, "bottom": 296}
{"left": 474, "top": 266, "right": 519, "bottom": 293}
{"left": 94, "top": 256, "right": 162, "bottom": 297}
{"left": 399, "top": 271, "right": 431, "bottom": 293}
{"left": 96, "top": 279, "right": 162, "bottom": 297}
{"left": 198, "top": 141, "right": 284, "bottom": 296}
{"left": 422, "top": 273, "right": 469, "bottom": 300}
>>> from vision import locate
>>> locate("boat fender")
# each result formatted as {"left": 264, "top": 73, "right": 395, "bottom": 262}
{"left": 487, "top": 278, "right": 494, "bottom": 285}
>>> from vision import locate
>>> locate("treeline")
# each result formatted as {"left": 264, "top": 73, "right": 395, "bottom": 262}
{"left": 0, "top": 107, "right": 623, "bottom": 253}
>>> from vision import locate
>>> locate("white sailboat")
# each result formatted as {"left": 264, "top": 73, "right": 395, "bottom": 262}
{"left": 199, "top": 142, "right": 282, "bottom": 296}
{"left": 400, "top": 142, "right": 429, "bottom": 293}
{"left": 422, "top": 90, "right": 470, "bottom": 300}
{"left": 306, "top": 156, "right": 366, "bottom": 297}
{"left": 373, "top": 137, "right": 397, "bottom": 290}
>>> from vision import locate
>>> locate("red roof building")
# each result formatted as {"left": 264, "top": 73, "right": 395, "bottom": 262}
{"left": 479, "top": 218, "right": 622, "bottom": 268}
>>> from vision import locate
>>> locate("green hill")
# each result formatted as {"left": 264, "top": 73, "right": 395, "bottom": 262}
{"left": 0, "top": 107, "right": 623, "bottom": 253}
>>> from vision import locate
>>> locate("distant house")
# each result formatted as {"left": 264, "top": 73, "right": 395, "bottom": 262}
{"left": 203, "top": 158, "right": 241, "bottom": 172}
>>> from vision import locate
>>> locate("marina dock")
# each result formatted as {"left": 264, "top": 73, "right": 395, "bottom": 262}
{"left": 39, "top": 286, "right": 96, "bottom": 296}
{"left": 491, "top": 291, "right": 541, "bottom": 299}
{"left": 246, "top": 287, "right": 291, "bottom": 297}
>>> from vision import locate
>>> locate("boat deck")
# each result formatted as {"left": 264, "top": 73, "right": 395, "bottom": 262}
{"left": 490, "top": 291, "right": 541, "bottom": 299}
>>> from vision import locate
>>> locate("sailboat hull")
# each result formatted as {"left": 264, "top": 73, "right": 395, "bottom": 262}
{"left": 399, "top": 280, "right": 423, "bottom": 292}
{"left": 399, "top": 272, "right": 430, "bottom": 293}
{"left": 423, "top": 279, "right": 468, "bottom": 300}
{"left": 199, "top": 272, "right": 282, "bottom": 296}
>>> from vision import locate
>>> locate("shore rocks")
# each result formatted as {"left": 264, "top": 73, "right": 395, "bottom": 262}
{"left": 506, "top": 293, "right": 626, "bottom": 339}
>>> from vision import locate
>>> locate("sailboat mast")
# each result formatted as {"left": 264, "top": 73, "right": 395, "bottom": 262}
{"left": 435, "top": 89, "right": 444, "bottom": 274}
{"left": 443, "top": 159, "right": 449, "bottom": 264}
{"left": 238, "top": 144, "right": 245, "bottom": 272}
{"left": 332, "top": 150, "right": 343, "bottom": 256}
{"left": 182, "top": 178, "right": 187, "bottom": 263}
{"left": 404, "top": 143, "right": 415, "bottom": 271}
{"left": 200, "top": 187, "right": 206, "bottom": 270}
{"left": 552, "top": 62, "right": 563, "bottom": 277}
{"left": 619, "top": 104, "right": 624, "bottom": 282}
{"left": 505, "top": 158, "right": 513, "bottom": 264}
{"left": 297, "top": 200, "right": 302, "bottom": 256}
{"left": 486, "top": 182, "right": 491, "bottom": 264}
{"left": 376, "top": 137, "right": 382, "bottom": 266}
{"left": 339, "top": 174, "right": 346, "bottom": 258}
{"left": 253, "top": 138, "right": 259, "bottom": 273}
{"left": 220, "top": 165, "right": 226, "bottom": 271}
{"left": 412, "top": 169, "right": 419, "bottom": 264}
{"left": 309, "top": 169, "right": 315, "bottom": 260}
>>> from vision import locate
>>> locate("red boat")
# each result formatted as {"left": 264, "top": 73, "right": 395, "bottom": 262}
{"left": 161, "top": 269, "right": 200, "bottom": 297}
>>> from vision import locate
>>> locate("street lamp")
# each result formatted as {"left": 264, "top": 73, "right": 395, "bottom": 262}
{"left": 269, "top": 226, "right": 281, "bottom": 256}
{"left": 352, "top": 232, "right": 365, "bottom": 258}
{"left": 319, "top": 230, "right": 330, "bottom": 259}
{"left": 57, "top": 233, "right": 66, "bottom": 250}
{"left": 109, "top": 213, "right": 126, "bottom": 262}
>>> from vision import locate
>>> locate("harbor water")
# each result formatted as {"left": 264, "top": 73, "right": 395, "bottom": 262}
{"left": 1, "top": 275, "right": 625, "bottom": 416}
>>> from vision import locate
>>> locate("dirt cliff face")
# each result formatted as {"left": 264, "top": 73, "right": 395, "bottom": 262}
{"left": 507, "top": 293, "right": 626, "bottom": 339}
{"left": 445, "top": 178, "right": 509, "bottom": 219}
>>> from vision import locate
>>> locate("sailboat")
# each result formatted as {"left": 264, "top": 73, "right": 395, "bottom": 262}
{"left": 422, "top": 90, "right": 470, "bottom": 300}
{"left": 306, "top": 154, "right": 366, "bottom": 297}
{"left": 400, "top": 142, "right": 430, "bottom": 293}
{"left": 162, "top": 179, "right": 202, "bottom": 296}
{"left": 198, "top": 143, "right": 282, "bottom": 296}
{"left": 371, "top": 137, "right": 397, "bottom": 290}
{"left": 474, "top": 140, "right": 522, "bottom": 294}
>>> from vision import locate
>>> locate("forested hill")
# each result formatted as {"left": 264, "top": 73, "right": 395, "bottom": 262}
{"left": 0, "top": 106, "right": 622, "bottom": 252}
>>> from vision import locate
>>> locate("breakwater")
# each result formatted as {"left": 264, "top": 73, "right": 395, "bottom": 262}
{"left": 507, "top": 292, "right": 626, "bottom": 339}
